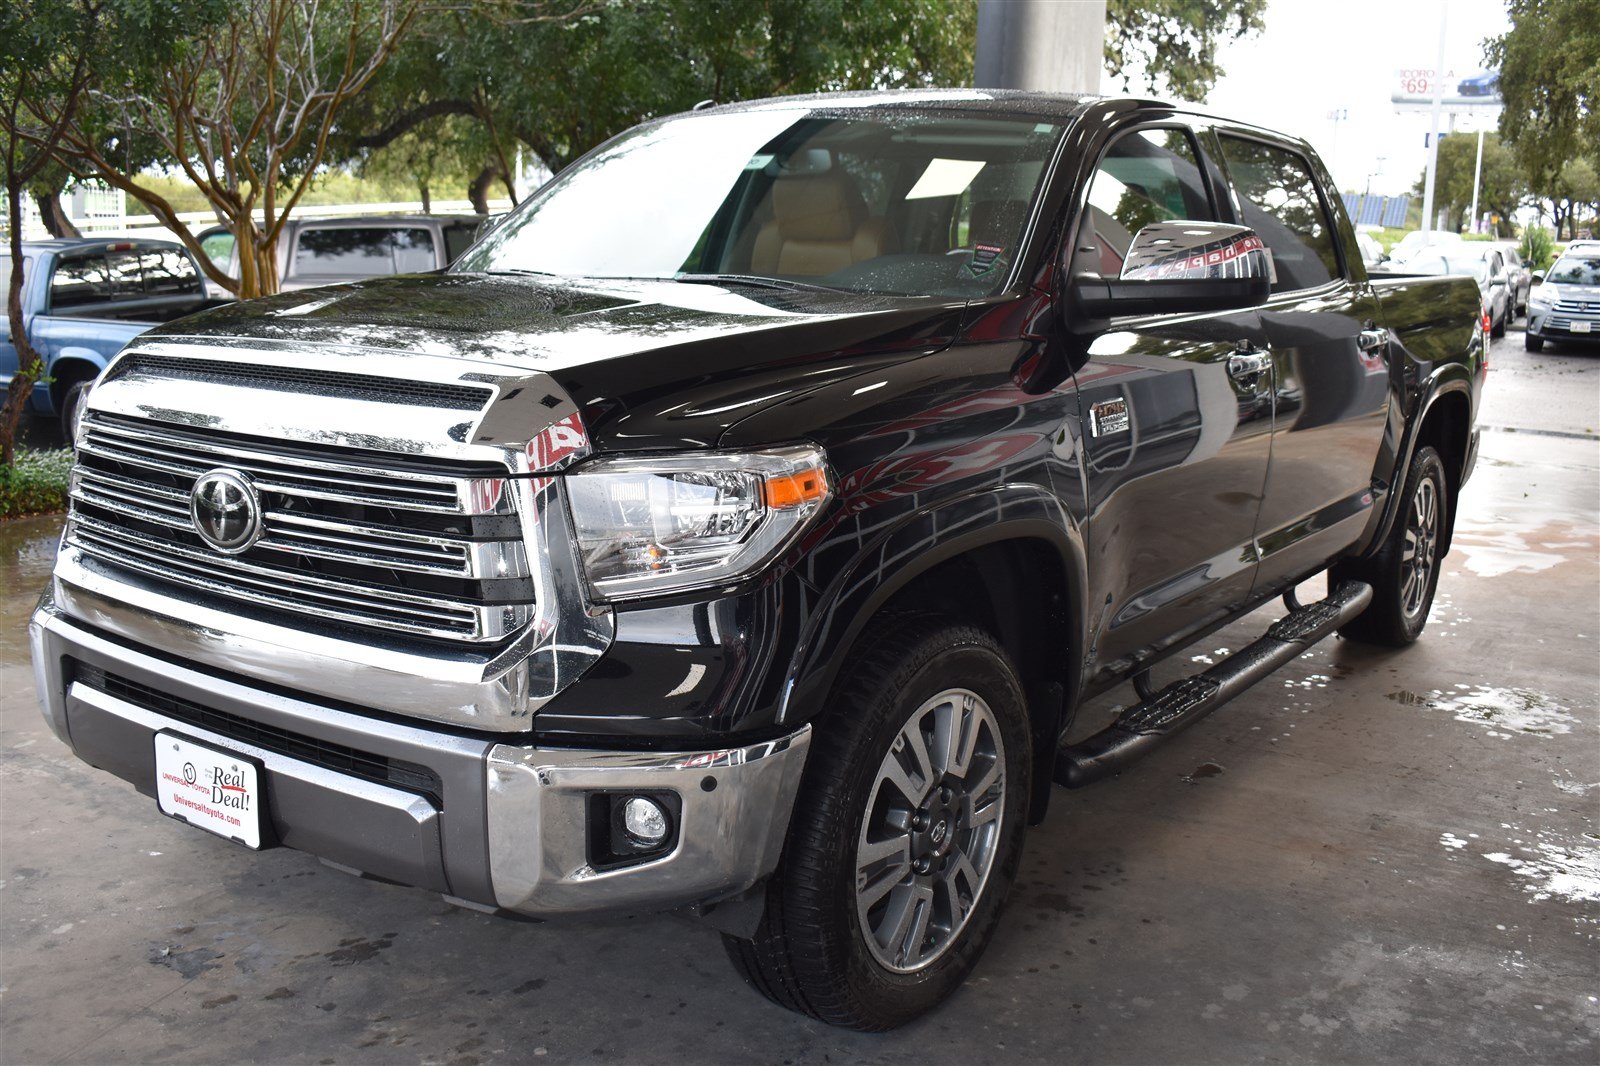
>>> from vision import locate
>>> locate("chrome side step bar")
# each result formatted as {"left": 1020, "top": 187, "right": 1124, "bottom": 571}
{"left": 1055, "top": 580, "right": 1373, "bottom": 788}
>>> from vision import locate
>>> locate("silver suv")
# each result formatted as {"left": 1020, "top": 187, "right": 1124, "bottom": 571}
{"left": 1526, "top": 250, "right": 1600, "bottom": 351}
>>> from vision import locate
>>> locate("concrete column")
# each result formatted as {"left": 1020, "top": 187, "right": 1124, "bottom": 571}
{"left": 975, "top": 0, "right": 1106, "bottom": 94}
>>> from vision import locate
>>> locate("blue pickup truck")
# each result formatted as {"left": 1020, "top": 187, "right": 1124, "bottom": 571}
{"left": 2, "top": 237, "right": 225, "bottom": 437}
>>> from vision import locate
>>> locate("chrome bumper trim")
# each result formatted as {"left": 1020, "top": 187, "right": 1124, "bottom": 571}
{"left": 32, "top": 597, "right": 812, "bottom": 918}
{"left": 486, "top": 726, "right": 811, "bottom": 918}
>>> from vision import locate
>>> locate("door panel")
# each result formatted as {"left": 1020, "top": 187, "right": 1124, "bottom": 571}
{"left": 1074, "top": 313, "right": 1273, "bottom": 679}
{"left": 1253, "top": 290, "right": 1390, "bottom": 589}
{"left": 1211, "top": 133, "right": 1390, "bottom": 592}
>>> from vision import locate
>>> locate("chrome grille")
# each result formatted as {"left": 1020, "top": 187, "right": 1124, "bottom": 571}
{"left": 69, "top": 413, "right": 531, "bottom": 644}
{"left": 1553, "top": 299, "right": 1600, "bottom": 314}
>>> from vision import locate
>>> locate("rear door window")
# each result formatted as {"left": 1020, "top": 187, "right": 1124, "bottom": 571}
{"left": 1217, "top": 136, "right": 1341, "bottom": 292}
{"left": 49, "top": 255, "right": 112, "bottom": 310}
{"left": 442, "top": 223, "right": 477, "bottom": 264}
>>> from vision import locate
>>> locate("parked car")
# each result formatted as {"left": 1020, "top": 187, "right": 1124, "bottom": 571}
{"left": 1490, "top": 240, "right": 1533, "bottom": 314}
{"left": 31, "top": 91, "right": 1484, "bottom": 1031}
{"left": 1457, "top": 71, "right": 1500, "bottom": 97}
{"left": 1354, "top": 230, "right": 1385, "bottom": 269}
{"left": 1525, "top": 248, "right": 1600, "bottom": 351}
{"left": 197, "top": 215, "right": 481, "bottom": 292}
{"left": 1387, "top": 228, "right": 1463, "bottom": 265}
{"left": 0, "top": 237, "right": 226, "bottom": 437}
{"left": 1380, "top": 245, "right": 1512, "bottom": 337}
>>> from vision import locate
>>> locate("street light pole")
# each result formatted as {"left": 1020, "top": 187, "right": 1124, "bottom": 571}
{"left": 1420, "top": 0, "right": 1448, "bottom": 233}
{"left": 1469, "top": 127, "right": 1486, "bottom": 234}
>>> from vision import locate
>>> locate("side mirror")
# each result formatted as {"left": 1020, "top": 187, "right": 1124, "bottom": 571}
{"left": 1532, "top": 272, "right": 1545, "bottom": 285}
{"left": 1071, "top": 221, "right": 1273, "bottom": 319}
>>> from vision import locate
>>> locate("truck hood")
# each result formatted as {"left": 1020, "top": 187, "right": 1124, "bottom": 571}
{"left": 146, "top": 272, "right": 968, "bottom": 452}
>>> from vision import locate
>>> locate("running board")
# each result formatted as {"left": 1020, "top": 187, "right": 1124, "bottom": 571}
{"left": 1055, "top": 580, "right": 1373, "bottom": 788}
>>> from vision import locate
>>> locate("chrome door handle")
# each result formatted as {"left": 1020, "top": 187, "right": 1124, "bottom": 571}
{"left": 1227, "top": 351, "right": 1271, "bottom": 382}
{"left": 1357, "top": 327, "right": 1390, "bottom": 352}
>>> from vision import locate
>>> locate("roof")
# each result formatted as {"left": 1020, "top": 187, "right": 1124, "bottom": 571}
{"left": 687, "top": 87, "right": 1110, "bottom": 122}
{"left": 19, "top": 236, "right": 185, "bottom": 253}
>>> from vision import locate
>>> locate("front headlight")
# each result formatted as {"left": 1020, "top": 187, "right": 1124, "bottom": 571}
{"left": 566, "top": 444, "right": 831, "bottom": 600}
{"left": 1529, "top": 285, "right": 1555, "bottom": 309}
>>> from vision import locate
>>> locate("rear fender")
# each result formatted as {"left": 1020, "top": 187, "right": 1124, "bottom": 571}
{"left": 1355, "top": 361, "right": 1477, "bottom": 559}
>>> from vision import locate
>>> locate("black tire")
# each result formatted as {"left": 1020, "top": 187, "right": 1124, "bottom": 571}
{"left": 723, "top": 614, "right": 1032, "bottom": 1030}
{"left": 1525, "top": 332, "right": 1545, "bottom": 352}
{"left": 58, "top": 379, "right": 91, "bottom": 447}
{"left": 1490, "top": 309, "right": 1506, "bottom": 338}
{"left": 1331, "top": 445, "right": 1449, "bottom": 646}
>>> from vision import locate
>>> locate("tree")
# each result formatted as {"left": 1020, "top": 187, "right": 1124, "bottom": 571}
{"left": 46, "top": 1, "right": 418, "bottom": 299}
{"left": 1411, "top": 132, "right": 1526, "bottom": 235}
{"left": 1550, "top": 157, "right": 1600, "bottom": 239}
{"left": 345, "top": 0, "right": 979, "bottom": 187}
{"left": 2, "top": 0, "right": 221, "bottom": 466}
{"left": 1488, "top": 0, "right": 1600, "bottom": 232}
{"left": 1105, "top": 0, "right": 1268, "bottom": 101}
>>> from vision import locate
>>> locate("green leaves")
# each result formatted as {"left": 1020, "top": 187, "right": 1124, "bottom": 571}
{"left": 1104, "top": 0, "right": 1267, "bottom": 102}
{"left": 1488, "top": 0, "right": 1600, "bottom": 231}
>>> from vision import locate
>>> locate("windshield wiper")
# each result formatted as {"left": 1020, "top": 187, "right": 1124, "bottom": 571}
{"left": 673, "top": 273, "right": 849, "bottom": 294}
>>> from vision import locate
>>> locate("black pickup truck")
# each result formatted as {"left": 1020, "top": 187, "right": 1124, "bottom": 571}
{"left": 30, "top": 91, "right": 1484, "bottom": 1030}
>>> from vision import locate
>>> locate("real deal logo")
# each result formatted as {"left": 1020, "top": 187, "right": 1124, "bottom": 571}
{"left": 208, "top": 763, "right": 252, "bottom": 813}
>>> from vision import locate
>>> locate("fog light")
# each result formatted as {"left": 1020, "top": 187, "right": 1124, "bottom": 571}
{"left": 623, "top": 796, "right": 669, "bottom": 845}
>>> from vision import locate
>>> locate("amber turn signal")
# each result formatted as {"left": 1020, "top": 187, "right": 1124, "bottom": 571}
{"left": 763, "top": 467, "right": 828, "bottom": 509}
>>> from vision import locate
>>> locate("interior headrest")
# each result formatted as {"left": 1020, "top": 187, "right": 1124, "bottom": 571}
{"left": 773, "top": 174, "right": 864, "bottom": 242}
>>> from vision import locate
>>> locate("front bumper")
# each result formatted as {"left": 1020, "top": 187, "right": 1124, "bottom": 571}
{"left": 1527, "top": 305, "right": 1600, "bottom": 340}
{"left": 29, "top": 589, "right": 810, "bottom": 918}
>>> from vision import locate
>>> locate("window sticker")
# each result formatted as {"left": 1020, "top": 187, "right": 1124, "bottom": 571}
{"left": 906, "top": 158, "right": 987, "bottom": 200}
{"left": 967, "top": 244, "right": 1004, "bottom": 277}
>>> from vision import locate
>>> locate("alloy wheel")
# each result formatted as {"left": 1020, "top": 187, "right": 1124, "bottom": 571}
{"left": 854, "top": 687, "right": 1006, "bottom": 973}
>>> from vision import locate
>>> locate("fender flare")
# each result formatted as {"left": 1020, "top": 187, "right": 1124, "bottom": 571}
{"left": 776, "top": 484, "right": 1089, "bottom": 818}
{"left": 1362, "top": 363, "right": 1476, "bottom": 558}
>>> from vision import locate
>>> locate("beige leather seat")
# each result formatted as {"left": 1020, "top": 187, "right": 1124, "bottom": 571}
{"left": 750, "top": 174, "right": 894, "bottom": 277}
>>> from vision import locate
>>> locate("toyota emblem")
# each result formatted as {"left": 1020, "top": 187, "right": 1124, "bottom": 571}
{"left": 189, "top": 469, "right": 262, "bottom": 554}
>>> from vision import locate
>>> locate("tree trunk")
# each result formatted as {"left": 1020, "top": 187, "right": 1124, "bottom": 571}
{"left": 468, "top": 165, "right": 499, "bottom": 216}
{"left": 32, "top": 190, "right": 80, "bottom": 238}
{"left": 419, "top": 179, "right": 431, "bottom": 214}
{"left": 3, "top": 181, "right": 45, "bottom": 467}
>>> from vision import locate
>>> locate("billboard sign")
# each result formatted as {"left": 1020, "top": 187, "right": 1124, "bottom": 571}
{"left": 1392, "top": 68, "right": 1503, "bottom": 112}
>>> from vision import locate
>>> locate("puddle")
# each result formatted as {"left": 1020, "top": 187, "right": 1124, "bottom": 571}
{"left": 1483, "top": 842, "right": 1600, "bottom": 905}
{"left": 0, "top": 514, "right": 64, "bottom": 658}
{"left": 1386, "top": 685, "right": 1579, "bottom": 739}
{"left": 1450, "top": 516, "right": 1599, "bottom": 579}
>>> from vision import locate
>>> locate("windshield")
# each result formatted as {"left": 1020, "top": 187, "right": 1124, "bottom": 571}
{"left": 1545, "top": 256, "right": 1600, "bottom": 285}
{"left": 455, "top": 108, "right": 1065, "bottom": 298}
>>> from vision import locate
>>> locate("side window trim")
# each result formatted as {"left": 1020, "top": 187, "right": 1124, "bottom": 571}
{"left": 1209, "top": 128, "right": 1351, "bottom": 296}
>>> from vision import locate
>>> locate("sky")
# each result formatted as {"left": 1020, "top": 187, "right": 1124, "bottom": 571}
{"left": 1192, "top": 0, "right": 1513, "bottom": 197}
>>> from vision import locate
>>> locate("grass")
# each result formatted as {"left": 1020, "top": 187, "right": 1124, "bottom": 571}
{"left": 0, "top": 448, "right": 74, "bottom": 519}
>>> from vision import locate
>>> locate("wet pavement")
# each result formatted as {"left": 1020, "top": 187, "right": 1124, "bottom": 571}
{"left": 1, "top": 329, "right": 1596, "bottom": 1064}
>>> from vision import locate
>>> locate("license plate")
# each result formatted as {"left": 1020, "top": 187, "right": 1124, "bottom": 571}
{"left": 1571, "top": 321, "right": 1592, "bottom": 333}
{"left": 155, "top": 732, "right": 265, "bottom": 849}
